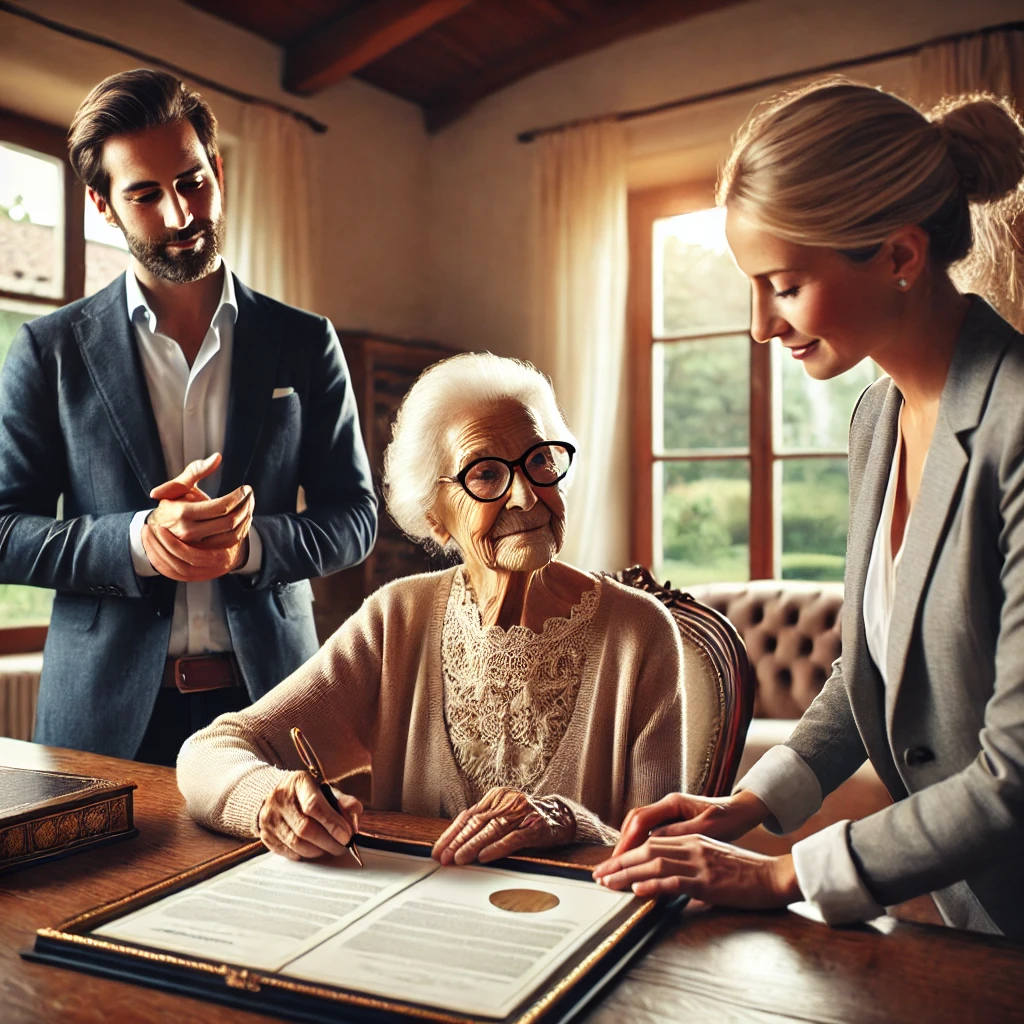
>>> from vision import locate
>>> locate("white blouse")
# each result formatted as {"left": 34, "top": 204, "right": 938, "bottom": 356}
{"left": 863, "top": 401, "right": 908, "bottom": 686}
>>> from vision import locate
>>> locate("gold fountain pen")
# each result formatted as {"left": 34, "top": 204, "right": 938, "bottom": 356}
{"left": 290, "top": 726, "right": 363, "bottom": 867}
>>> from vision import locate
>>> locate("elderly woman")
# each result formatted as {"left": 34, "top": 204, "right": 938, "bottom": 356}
{"left": 178, "top": 353, "right": 693, "bottom": 863}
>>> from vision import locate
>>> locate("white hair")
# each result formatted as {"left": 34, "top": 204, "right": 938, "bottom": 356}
{"left": 383, "top": 352, "right": 578, "bottom": 550}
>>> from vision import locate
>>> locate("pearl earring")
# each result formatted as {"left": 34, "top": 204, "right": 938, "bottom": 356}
{"left": 897, "top": 277, "right": 908, "bottom": 289}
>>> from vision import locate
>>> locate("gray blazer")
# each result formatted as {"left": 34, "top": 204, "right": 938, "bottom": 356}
{"left": 783, "top": 297, "right": 1024, "bottom": 939}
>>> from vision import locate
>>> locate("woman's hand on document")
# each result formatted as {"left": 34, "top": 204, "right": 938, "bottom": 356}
{"left": 592, "top": 789, "right": 799, "bottom": 908}
{"left": 258, "top": 771, "right": 363, "bottom": 861}
{"left": 611, "top": 790, "right": 770, "bottom": 857}
{"left": 592, "top": 835, "right": 801, "bottom": 908}
{"left": 431, "top": 787, "right": 577, "bottom": 866}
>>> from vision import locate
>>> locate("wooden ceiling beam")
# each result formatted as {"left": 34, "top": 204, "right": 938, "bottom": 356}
{"left": 284, "top": 0, "right": 476, "bottom": 95}
{"left": 424, "top": 0, "right": 750, "bottom": 133}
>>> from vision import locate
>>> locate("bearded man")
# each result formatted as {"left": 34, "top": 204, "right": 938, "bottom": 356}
{"left": 0, "top": 69, "right": 377, "bottom": 764}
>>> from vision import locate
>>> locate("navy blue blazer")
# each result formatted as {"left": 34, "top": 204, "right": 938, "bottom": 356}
{"left": 0, "top": 273, "right": 377, "bottom": 757}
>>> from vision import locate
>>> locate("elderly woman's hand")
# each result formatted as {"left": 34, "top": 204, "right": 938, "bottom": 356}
{"left": 593, "top": 835, "right": 801, "bottom": 907}
{"left": 258, "top": 771, "right": 363, "bottom": 861}
{"left": 431, "top": 787, "right": 576, "bottom": 865}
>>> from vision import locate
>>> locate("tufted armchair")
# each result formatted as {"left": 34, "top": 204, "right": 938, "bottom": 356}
{"left": 689, "top": 581, "right": 843, "bottom": 721}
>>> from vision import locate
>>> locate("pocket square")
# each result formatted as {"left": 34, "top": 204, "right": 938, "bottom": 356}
{"left": 272, "top": 387, "right": 295, "bottom": 399}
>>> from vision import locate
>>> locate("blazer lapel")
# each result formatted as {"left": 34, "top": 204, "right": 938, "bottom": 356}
{"left": 885, "top": 298, "right": 1010, "bottom": 729}
{"left": 218, "top": 276, "right": 282, "bottom": 495}
{"left": 73, "top": 276, "right": 167, "bottom": 494}
{"left": 845, "top": 381, "right": 900, "bottom": 749}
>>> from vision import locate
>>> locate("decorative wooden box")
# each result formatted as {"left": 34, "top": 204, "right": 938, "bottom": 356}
{"left": 0, "top": 765, "right": 137, "bottom": 874}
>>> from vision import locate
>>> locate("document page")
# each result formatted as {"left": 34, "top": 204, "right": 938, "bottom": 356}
{"left": 93, "top": 849, "right": 437, "bottom": 971}
{"left": 282, "top": 862, "right": 635, "bottom": 1019}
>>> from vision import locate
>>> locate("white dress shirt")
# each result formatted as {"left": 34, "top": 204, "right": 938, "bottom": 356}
{"left": 736, "top": 407, "right": 911, "bottom": 926}
{"left": 125, "top": 262, "right": 262, "bottom": 657}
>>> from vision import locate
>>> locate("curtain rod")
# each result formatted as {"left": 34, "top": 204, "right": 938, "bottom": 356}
{"left": 0, "top": 0, "right": 328, "bottom": 134}
{"left": 517, "top": 18, "right": 1024, "bottom": 143}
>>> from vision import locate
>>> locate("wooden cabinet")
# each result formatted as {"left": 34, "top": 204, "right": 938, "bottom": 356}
{"left": 310, "top": 331, "right": 460, "bottom": 641}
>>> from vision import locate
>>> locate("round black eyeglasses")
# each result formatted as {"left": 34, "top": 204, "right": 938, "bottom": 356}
{"left": 439, "top": 441, "right": 576, "bottom": 503}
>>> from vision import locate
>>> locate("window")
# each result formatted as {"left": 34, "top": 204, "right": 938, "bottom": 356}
{"left": 629, "top": 184, "right": 880, "bottom": 586}
{"left": 84, "top": 188, "right": 132, "bottom": 295}
{"left": 0, "top": 110, "right": 131, "bottom": 653}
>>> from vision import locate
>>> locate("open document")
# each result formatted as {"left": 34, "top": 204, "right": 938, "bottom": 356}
{"left": 93, "top": 848, "right": 635, "bottom": 1019}
{"left": 93, "top": 849, "right": 437, "bottom": 971}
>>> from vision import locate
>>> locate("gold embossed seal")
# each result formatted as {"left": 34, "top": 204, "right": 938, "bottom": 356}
{"left": 489, "top": 889, "right": 560, "bottom": 913}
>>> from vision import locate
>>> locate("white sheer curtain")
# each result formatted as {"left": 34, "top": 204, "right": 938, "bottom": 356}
{"left": 223, "top": 104, "right": 316, "bottom": 311}
{"left": 531, "top": 121, "right": 629, "bottom": 572}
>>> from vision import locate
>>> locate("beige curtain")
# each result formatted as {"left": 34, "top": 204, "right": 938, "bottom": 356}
{"left": 912, "top": 28, "right": 1024, "bottom": 109}
{"left": 531, "top": 121, "right": 629, "bottom": 572}
{"left": 911, "top": 29, "right": 1024, "bottom": 330}
{"left": 223, "top": 104, "right": 316, "bottom": 311}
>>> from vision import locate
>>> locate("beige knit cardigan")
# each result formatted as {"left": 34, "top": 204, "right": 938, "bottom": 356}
{"left": 177, "top": 567, "right": 695, "bottom": 843}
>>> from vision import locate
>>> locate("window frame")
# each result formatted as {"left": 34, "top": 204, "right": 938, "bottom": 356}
{"left": 628, "top": 182, "right": 849, "bottom": 581}
{"left": 0, "top": 109, "right": 87, "bottom": 653}
{"left": 0, "top": 109, "right": 85, "bottom": 308}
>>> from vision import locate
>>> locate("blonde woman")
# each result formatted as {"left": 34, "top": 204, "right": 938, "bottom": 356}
{"left": 595, "top": 80, "right": 1024, "bottom": 939}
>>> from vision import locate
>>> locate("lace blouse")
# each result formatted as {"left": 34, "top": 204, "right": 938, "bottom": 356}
{"left": 441, "top": 568, "right": 601, "bottom": 802}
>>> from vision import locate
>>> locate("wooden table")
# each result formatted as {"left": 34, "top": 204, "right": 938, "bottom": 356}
{"left": 2, "top": 738, "right": 1023, "bottom": 1024}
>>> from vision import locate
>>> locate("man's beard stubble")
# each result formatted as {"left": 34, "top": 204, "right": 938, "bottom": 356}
{"left": 116, "top": 211, "right": 226, "bottom": 285}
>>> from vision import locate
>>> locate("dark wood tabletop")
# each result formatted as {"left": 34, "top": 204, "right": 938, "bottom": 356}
{"left": 2, "top": 737, "right": 1022, "bottom": 1024}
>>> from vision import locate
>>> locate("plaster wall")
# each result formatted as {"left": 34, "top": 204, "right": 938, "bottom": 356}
{"left": 424, "top": 0, "right": 1024, "bottom": 361}
{"left": 0, "top": 0, "right": 431, "bottom": 338}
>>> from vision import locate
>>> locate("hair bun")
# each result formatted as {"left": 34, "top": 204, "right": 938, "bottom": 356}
{"left": 932, "top": 95, "right": 1024, "bottom": 203}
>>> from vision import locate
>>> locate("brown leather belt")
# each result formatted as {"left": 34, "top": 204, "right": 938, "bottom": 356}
{"left": 161, "top": 654, "right": 242, "bottom": 693}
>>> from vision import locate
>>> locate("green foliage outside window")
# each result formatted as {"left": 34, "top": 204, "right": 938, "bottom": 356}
{"left": 658, "top": 334, "right": 748, "bottom": 451}
{"left": 0, "top": 307, "right": 30, "bottom": 365}
{"left": 659, "top": 233, "right": 750, "bottom": 338}
{"left": 654, "top": 211, "right": 879, "bottom": 585}
{"left": 780, "top": 348, "right": 879, "bottom": 452}
{"left": 780, "top": 459, "right": 849, "bottom": 580}
{"left": 660, "top": 461, "right": 749, "bottom": 585}
{"left": 0, "top": 305, "right": 54, "bottom": 626}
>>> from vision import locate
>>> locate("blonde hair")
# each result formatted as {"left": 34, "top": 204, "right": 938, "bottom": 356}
{"left": 383, "top": 352, "right": 577, "bottom": 551}
{"left": 717, "top": 78, "right": 1024, "bottom": 329}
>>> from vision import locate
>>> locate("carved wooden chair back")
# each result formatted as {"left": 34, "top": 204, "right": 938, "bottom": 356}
{"left": 614, "top": 565, "right": 756, "bottom": 797}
